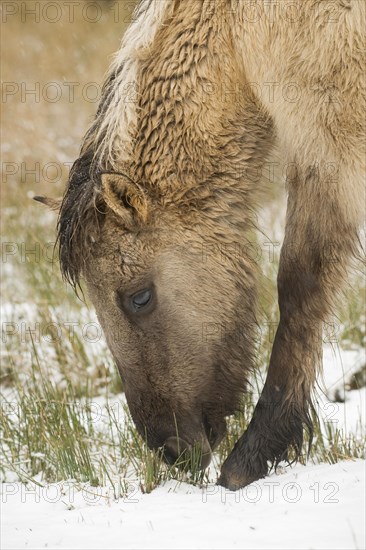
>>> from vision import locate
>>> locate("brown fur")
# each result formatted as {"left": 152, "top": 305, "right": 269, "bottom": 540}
{"left": 45, "top": 0, "right": 365, "bottom": 489}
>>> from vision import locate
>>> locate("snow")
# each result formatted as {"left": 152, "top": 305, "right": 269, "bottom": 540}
{"left": 318, "top": 345, "right": 365, "bottom": 436}
{"left": 1, "top": 460, "right": 365, "bottom": 550}
{"left": 321, "top": 345, "right": 365, "bottom": 403}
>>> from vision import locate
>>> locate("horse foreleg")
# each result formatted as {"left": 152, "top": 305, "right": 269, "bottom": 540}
{"left": 219, "top": 161, "right": 362, "bottom": 490}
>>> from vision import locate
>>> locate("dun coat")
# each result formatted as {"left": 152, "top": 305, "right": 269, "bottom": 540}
{"left": 37, "top": 0, "right": 365, "bottom": 489}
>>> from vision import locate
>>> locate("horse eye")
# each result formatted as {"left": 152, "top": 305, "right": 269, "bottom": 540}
{"left": 131, "top": 289, "right": 152, "bottom": 311}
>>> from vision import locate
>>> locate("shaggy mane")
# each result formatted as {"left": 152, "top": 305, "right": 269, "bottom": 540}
{"left": 57, "top": 151, "right": 102, "bottom": 289}
{"left": 58, "top": 0, "right": 171, "bottom": 288}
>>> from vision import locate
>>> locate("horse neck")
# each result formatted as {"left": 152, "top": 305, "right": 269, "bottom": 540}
{"left": 131, "top": 1, "right": 262, "bottom": 194}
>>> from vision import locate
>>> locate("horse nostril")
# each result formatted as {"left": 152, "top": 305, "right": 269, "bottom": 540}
{"left": 163, "top": 449, "right": 177, "bottom": 465}
{"left": 163, "top": 436, "right": 188, "bottom": 465}
{"left": 162, "top": 436, "right": 212, "bottom": 470}
{"left": 199, "top": 451, "right": 212, "bottom": 470}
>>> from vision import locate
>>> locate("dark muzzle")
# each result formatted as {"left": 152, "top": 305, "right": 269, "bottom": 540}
{"left": 163, "top": 436, "right": 212, "bottom": 470}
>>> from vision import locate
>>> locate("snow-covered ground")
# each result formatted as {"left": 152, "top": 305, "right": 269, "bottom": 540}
{"left": 1, "top": 460, "right": 365, "bottom": 550}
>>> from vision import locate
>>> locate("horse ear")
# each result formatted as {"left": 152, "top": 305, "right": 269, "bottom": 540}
{"left": 101, "top": 173, "right": 148, "bottom": 227}
{"left": 33, "top": 196, "right": 62, "bottom": 212}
